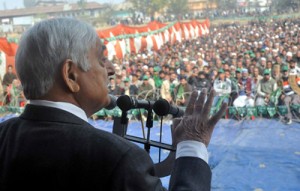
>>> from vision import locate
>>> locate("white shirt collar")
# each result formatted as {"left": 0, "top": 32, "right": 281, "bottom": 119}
{"left": 29, "top": 100, "right": 88, "bottom": 122}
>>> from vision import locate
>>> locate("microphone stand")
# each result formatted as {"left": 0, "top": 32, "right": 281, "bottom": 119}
{"left": 112, "top": 108, "right": 176, "bottom": 178}
{"left": 138, "top": 109, "right": 146, "bottom": 139}
{"left": 145, "top": 108, "right": 153, "bottom": 154}
{"left": 158, "top": 116, "right": 163, "bottom": 162}
{"left": 113, "top": 108, "right": 174, "bottom": 153}
{"left": 121, "top": 111, "right": 128, "bottom": 136}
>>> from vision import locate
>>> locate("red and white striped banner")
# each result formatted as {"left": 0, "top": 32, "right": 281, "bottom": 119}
{"left": 97, "top": 19, "right": 210, "bottom": 60}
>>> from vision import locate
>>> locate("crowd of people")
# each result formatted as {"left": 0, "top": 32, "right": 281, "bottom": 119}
{"left": 1, "top": 18, "right": 300, "bottom": 124}
{"left": 107, "top": 18, "right": 300, "bottom": 124}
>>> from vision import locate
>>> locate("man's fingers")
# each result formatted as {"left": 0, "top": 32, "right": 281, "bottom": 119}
{"left": 195, "top": 89, "right": 207, "bottom": 113}
{"left": 202, "top": 89, "right": 215, "bottom": 119}
{"left": 184, "top": 91, "right": 198, "bottom": 116}
{"left": 208, "top": 102, "right": 227, "bottom": 127}
{"left": 172, "top": 118, "right": 181, "bottom": 129}
{"left": 171, "top": 118, "right": 183, "bottom": 145}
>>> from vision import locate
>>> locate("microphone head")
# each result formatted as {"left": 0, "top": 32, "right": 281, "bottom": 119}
{"left": 117, "top": 95, "right": 132, "bottom": 111}
{"left": 105, "top": 94, "right": 117, "bottom": 110}
{"left": 153, "top": 99, "right": 170, "bottom": 116}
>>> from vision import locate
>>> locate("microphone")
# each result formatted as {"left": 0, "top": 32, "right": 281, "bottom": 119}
{"left": 117, "top": 95, "right": 154, "bottom": 111}
{"left": 153, "top": 99, "right": 184, "bottom": 118}
{"left": 105, "top": 94, "right": 117, "bottom": 110}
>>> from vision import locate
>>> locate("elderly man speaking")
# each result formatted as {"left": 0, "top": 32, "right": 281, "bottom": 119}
{"left": 0, "top": 18, "right": 226, "bottom": 191}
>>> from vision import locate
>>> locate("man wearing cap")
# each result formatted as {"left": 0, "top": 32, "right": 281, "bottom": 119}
{"left": 213, "top": 69, "right": 232, "bottom": 107}
{"left": 142, "top": 65, "right": 149, "bottom": 73}
{"left": 258, "top": 57, "right": 267, "bottom": 74}
{"left": 182, "top": 57, "right": 189, "bottom": 64}
{"left": 233, "top": 69, "right": 254, "bottom": 107}
{"left": 256, "top": 69, "right": 278, "bottom": 106}
{"left": 235, "top": 68, "right": 243, "bottom": 82}
{"left": 278, "top": 65, "right": 300, "bottom": 124}
{"left": 138, "top": 75, "right": 154, "bottom": 100}
{"left": 174, "top": 75, "right": 193, "bottom": 106}
{"left": 123, "top": 77, "right": 131, "bottom": 96}
{"left": 286, "top": 52, "right": 293, "bottom": 63}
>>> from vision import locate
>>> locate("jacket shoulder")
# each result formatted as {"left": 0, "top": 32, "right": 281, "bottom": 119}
{"left": 0, "top": 117, "right": 20, "bottom": 131}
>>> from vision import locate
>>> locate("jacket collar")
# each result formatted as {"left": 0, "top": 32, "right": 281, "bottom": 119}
{"left": 20, "top": 104, "right": 88, "bottom": 125}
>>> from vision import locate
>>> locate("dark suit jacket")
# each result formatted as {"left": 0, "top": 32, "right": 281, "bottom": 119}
{"left": 0, "top": 104, "right": 211, "bottom": 191}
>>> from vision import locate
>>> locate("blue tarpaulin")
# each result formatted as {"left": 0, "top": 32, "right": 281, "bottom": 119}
{"left": 209, "top": 119, "right": 300, "bottom": 191}
{"left": 1, "top": 115, "right": 300, "bottom": 190}
{"left": 90, "top": 118, "right": 300, "bottom": 190}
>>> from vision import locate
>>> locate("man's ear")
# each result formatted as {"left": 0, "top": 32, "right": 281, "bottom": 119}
{"left": 62, "top": 59, "right": 80, "bottom": 93}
